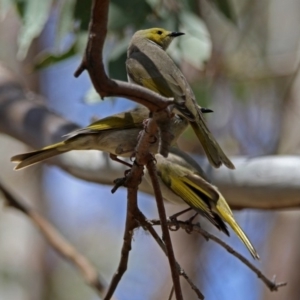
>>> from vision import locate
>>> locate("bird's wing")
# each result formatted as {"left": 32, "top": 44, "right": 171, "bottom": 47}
{"left": 169, "top": 171, "right": 229, "bottom": 234}
{"left": 181, "top": 172, "right": 220, "bottom": 206}
{"left": 65, "top": 108, "right": 148, "bottom": 138}
{"left": 168, "top": 149, "right": 211, "bottom": 182}
{"left": 166, "top": 72, "right": 198, "bottom": 121}
{"left": 127, "top": 46, "right": 198, "bottom": 121}
{"left": 127, "top": 56, "right": 196, "bottom": 121}
{"left": 126, "top": 54, "right": 189, "bottom": 95}
{"left": 165, "top": 171, "right": 215, "bottom": 216}
{"left": 126, "top": 56, "right": 175, "bottom": 97}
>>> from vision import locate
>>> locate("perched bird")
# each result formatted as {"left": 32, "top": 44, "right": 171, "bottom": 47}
{"left": 145, "top": 148, "right": 259, "bottom": 259}
{"left": 126, "top": 28, "right": 234, "bottom": 169}
{"left": 11, "top": 106, "right": 189, "bottom": 170}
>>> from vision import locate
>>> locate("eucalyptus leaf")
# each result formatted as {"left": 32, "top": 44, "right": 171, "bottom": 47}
{"left": 108, "top": 35, "right": 130, "bottom": 61}
{"left": 192, "top": 81, "right": 212, "bottom": 107}
{"left": 108, "top": 50, "right": 127, "bottom": 81}
{"left": 167, "top": 38, "right": 182, "bottom": 64}
{"left": 209, "top": 0, "right": 236, "bottom": 23}
{"left": 56, "top": 0, "right": 76, "bottom": 46}
{"left": 84, "top": 86, "right": 101, "bottom": 104}
{"left": 180, "top": 37, "right": 211, "bottom": 69}
{"left": 76, "top": 31, "right": 88, "bottom": 56}
{"left": 15, "top": 0, "right": 26, "bottom": 18}
{"left": 17, "top": 0, "right": 52, "bottom": 59}
{"left": 73, "top": 0, "right": 92, "bottom": 30}
{"left": 108, "top": 0, "right": 152, "bottom": 31}
{"left": 33, "top": 43, "right": 77, "bottom": 70}
{"left": 179, "top": 12, "right": 212, "bottom": 69}
{"left": 0, "top": 0, "right": 13, "bottom": 19}
{"left": 144, "top": 0, "right": 159, "bottom": 9}
{"left": 108, "top": 3, "right": 131, "bottom": 31}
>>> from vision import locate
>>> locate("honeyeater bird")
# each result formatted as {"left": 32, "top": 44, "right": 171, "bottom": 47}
{"left": 145, "top": 148, "right": 259, "bottom": 259}
{"left": 126, "top": 28, "right": 234, "bottom": 170}
{"left": 11, "top": 106, "right": 190, "bottom": 170}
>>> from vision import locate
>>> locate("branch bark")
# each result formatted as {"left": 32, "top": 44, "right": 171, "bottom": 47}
{"left": 146, "top": 158, "right": 183, "bottom": 300}
{"left": 149, "top": 218, "right": 287, "bottom": 292}
{"left": 104, "top": 187, "right": 138, "bottom": 300}
{"left": 75, "top": 1, "right": 187, "bottom": 297}
{"left": 0, "top": 182, "right": 116, "bottom": 300}
{"left": 136, "top": 211, "right": 205, "bottom": 299}
{"left": 74, "top": 0, "right": 172, "bottom": 112}
{"left": 1, "top": 65, "right": 300, "bottom": 210}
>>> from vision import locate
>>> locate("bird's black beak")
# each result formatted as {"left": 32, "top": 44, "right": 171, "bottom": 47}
{"left": 168, "top": 32, "right": 185, "bottom": 37}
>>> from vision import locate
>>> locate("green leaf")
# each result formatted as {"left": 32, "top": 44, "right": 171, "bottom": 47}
{"left": 84, "top": 86, "right": 101, "bottom": 104}
{"left": 108, "top": 50, "right": 127, "bottom": 81}
{"left": 209, "top": 0, "right": 236, "bottom": 23}
{"left": 56, "top": 0, "right": 76, "bottom": 46}
{"left": 17, "top": 0, "right": 52, "bottom": 59}
{"left": 231, "top": 80, "right": 248, "bottom": 102}
{"left": 106, "top": 35, "right": 130, "bottom": 81}
{"left": 0, "top": 0, "right": 13, "bottom": 19}
{"left": 144, "top": 0, "right": 159, "bottom": 9}
{"left": 108, "top": 0, "right": 152, "bottom": 31}
{"left": 179, "top": 11, "right": 212, "bottom": 69}
{"left": 83, "top": 86, "right": 118, "bottom": 105}
{"left": 192, "top": 81, "right": 212, "bottom": 107}
{"left": 32, "top": 43, "right": 77, "bottom": 70}
{"left": 167, "top": 38, "right": 182, "bottom": 64}
{"left": 108, "top": 3, "right": 131, "bottom": 32}
{"left": 15, "top": 0, "right": 26, "bottom": 18}
{"left": 184, "top": 0, "right": 198, "bottom": 11}
{"left": 73, "top": 0, "right": 92, "bottom": 31}
{"left": 76, "top": 31, "right": 89, "bottom": 55}
{"left": 108, "top": 35, "right": 130, "bottom": 61}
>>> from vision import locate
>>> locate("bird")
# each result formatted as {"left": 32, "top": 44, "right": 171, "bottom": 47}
{"left": 126, "top": 28, "right": 235, "bottom": 170}
{"left": 11, "top": 106, "right": 189, "bottom": 170}
{"left": 144, "top": 148, "right": 259, "bottom": 259}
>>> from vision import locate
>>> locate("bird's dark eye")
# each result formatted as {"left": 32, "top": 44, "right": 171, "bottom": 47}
{"left": 157, "top": 30, "right": 163, "bottom": 35}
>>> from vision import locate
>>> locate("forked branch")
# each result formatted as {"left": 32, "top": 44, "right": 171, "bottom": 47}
{"left": 150, "top": 218, "right": 287, "bottom": 292}
{"left": 0, "top": 182, "right": 116, "bottom": 300}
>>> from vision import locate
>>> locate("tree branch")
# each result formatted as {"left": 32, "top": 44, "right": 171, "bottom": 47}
{"left": 74, "top": 0, "right": 173, "bottom": 112}
{"left": 150, "top": 218, "right": 287, "bottom": 292}
{"left": 104, "top": 187, "right": 138, "bottom": 300}
{"left": 0, "top": 182, "right": 117, "bottom": 300}
{"left": 1, "top": 68, "right": 300, "bottom": 209}
{"left": 136, "top": 210, "right": 205, "bottom": 299}
{"left": 116, "top": 112, "right": 185, "bottom": 299}
{"left": 146, "top": 159, "right": 183, "bottom": 300}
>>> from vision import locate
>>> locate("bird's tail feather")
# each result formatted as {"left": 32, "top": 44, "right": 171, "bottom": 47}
{"left": 218, "top": 206, "right": 259, "bottom": 259}
{"left": 190, "top": 117, "right": 235, "bottom": 169}
{"left": 11, "top": 142, "right": 66, "bottom": 170}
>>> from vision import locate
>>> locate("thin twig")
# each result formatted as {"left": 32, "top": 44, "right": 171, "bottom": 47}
{"left": 136, "top": 211, "right": 205, "bottom": 299}
{"left": 168, "top": 286, "right": 174, "bottom": 300}
{"left": 150, "top": 218, "right": 287, "bottom": 292}
{"left": 74, "top": 2, "right": 185, "bottom": 298}
{"left": 74, "top": 0, "right": 173, "bottom": 112}
{"left": 146, "top": 160, "right": 183, "bottom": 300}
{"left": 104, "top": 187, "right": 138, "bottom": 300}
{"left": 105, "top": 112, "right": 176, "bottom": 298}
{"left": 0, "top": 182, "right": 116, "bottom": 300}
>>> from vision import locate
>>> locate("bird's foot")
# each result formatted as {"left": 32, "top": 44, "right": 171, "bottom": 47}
{"left": 109, "top": 154, "right": 132, "bottom": 168}
{"left": 168, "top": 207, "right": 193, "bottom": 231}
{"left": 184, "top": 212, "right": 198, "bottom": 234}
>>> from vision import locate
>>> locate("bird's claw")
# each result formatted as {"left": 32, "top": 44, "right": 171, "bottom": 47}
{"left": 182, "top": 213, "right": 197, "bottom": 234}
{"left": 169, "top": 215, "right": 180, "bottom": 231}
{"left": 111, "top": 177, "right": 127, "bottom": 194}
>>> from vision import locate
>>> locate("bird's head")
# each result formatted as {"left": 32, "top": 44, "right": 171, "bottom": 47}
{"left": 136, "top": 28, "right": 185, "bottom": 50}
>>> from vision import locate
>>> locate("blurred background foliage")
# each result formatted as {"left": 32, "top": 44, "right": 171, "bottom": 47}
{"left": 0, "top": 0, "right": 300, "bottom": 299}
